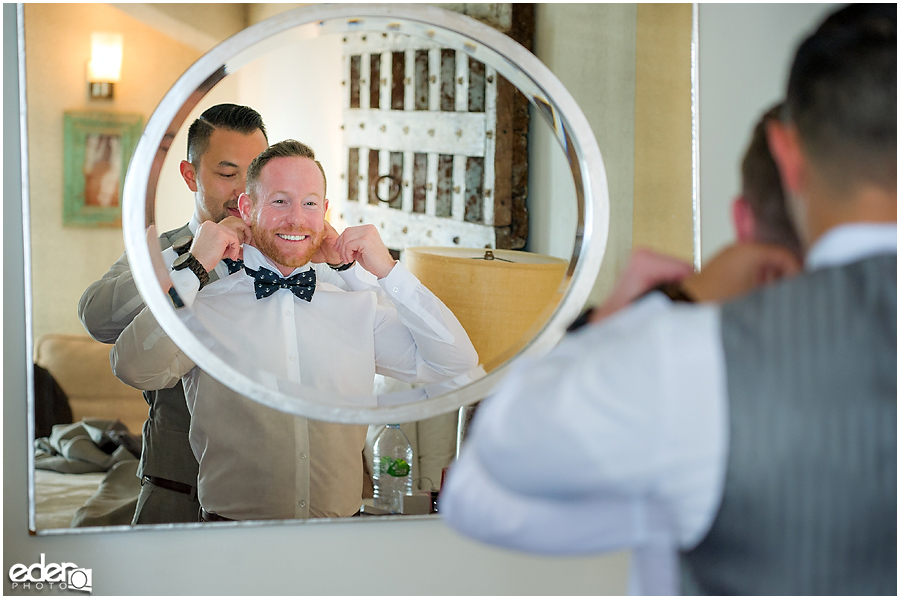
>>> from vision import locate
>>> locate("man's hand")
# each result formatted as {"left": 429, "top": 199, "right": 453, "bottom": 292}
{"left": 590, "top": 248, "right": 694, "bottom": 322}
{"left": 681, "top": 242, "right": 802, "bottom": 302}
{"left": 191, "top": 217, "right": 249, "bottom": 271}
{"left": 332, "top": 224, "right": 396, "bottom": 278}
{"left": 310, "top": 220, "right": 343, "bottom": 264}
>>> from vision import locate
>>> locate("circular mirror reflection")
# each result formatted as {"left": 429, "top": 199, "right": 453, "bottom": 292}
{"left": 123, "top": 4, "right": 609, "bottom": 425}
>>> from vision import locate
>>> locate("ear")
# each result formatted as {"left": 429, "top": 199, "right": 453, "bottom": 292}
{"left": 765, "top": 120, "right": 805, "bottom": 196}
{"left": 731, "top": 196, "right": 756, "bottom": 243}
{"left": 180, "top": 160, "right": 198, "bottom": 192}
{"left": 238, "top": 193, "right": 252, "bottom": 225}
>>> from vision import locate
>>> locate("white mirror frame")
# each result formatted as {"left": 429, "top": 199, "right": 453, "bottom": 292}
{"left": 123, "top": 4, "right": 609, "bottom": 425}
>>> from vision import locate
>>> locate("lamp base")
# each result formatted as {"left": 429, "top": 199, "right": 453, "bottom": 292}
{"left": 88, "top": 81, "right": 114, "bottom": 99}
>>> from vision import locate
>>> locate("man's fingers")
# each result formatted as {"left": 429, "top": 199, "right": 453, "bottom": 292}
{"left": 755, "top": 246, "right": 802, "bottom": 285}
{"left": 323, "top": 219, "right": 340, "bottom": 240}
{"left": 234, "top": 221, "right": 252, "bottom": 245}
{"left": 683, "top": 242, "right": 803, "bottom": 302}
{"left": 619, "top": 247, "right": 694, "bottom": 303}
{"left": 222, "top": 240, "right": 243, "bottom": 262}
{"left": 332, "top": 224, "right": 394, "bottom": 277}
{"left": 218, "top": 216, "right": 252, "bottom": 244}
{"left": 192, "top": 221, "right": 246, "bottom": 271}
{"left": 335, "top": 236, "right": 363, "bottom": 264}
{"left": 631, "top": 247, "right": 694, "bottom": 282}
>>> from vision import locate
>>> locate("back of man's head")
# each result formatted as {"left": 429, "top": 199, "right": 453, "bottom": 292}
{"left": 187, "top": 103, "right": 268, "bottom": 166}
{"left": 785, "top": 3, "right": 896, "bottom": 193}
{"left": 741, "top": 103, "right": 803, "bottom": 258}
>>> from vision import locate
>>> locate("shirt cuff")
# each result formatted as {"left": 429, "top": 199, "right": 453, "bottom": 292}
{"left": 161, "top": 246, "right": 178, "bottom": 268}
{"left": 378, "top": 261, "right": 417, "bottom": 304}
{"left": 161, "top": 245, "right": 200, "bottom": 307}
{"left": 170, "top": 268, "right": 201, "bottom": 308}
{"left": 337, "top": 262, "right": 379, "bottom": 291}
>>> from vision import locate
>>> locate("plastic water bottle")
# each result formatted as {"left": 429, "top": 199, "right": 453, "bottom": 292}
{"left": 372, "top": 424, "right": 413, "bottom": 513}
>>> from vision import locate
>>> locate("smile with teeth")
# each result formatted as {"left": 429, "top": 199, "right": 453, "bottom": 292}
{"left": 277, "top": 233, "right": 308, "bottom": 242}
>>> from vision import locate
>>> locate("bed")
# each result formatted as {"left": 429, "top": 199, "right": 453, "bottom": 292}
{"left": 32, "top": 334, "right": 146, "bottom": 531}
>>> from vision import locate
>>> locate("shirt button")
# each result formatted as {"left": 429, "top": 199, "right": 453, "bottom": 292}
{"left": 289, "top": 355, "right": 295, "bottom": 361}
{"left": 299, "top": 453, "right": 307, "bottom": 460}
{"left": 299, "top": 500, "right": 307, "bottom": 508}
{"left": 392, "top": 286, "right": 399, "bottom": 293}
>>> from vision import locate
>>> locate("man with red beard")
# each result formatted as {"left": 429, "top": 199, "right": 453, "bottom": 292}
{"left": 111, "top": 140, "right": 479, "bottom": 522}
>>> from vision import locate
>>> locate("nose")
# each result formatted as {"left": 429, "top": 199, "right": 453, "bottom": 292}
{"left": 232, "top": 172, "right": 247, "bottom": 198}
{"left": 284, "top": 201, "right": 307, "bottom": 226}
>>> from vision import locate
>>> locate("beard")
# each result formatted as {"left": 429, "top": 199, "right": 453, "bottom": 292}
{"left": 202, "top": 196, "right": 239, "bottom": 223}
{"left": 251, "top": 222, "right": 325, "bottom": 271}
{"left": 217, "top": 198, "right": 239, "bottom": 221}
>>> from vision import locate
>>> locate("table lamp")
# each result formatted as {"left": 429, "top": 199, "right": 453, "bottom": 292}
{"left": 404, "top": 246, "right": 569, "bottom": 373}
{"left": 404, "top": 246, "right": 569, "bottom": 457}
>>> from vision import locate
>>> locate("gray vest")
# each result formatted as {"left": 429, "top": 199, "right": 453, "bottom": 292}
{"left": 680, "top": 254, "right": 897, "bottom": 595}
{"left": 137, "top": 223, "right": 221, "bottom": 487}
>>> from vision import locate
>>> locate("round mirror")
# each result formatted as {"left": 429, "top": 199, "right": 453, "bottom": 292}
{"left": 123, "top": 4, "right": 609, "bottom": 425}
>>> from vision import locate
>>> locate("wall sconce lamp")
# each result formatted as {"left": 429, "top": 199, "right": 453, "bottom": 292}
{"left": 87, "top": 32, "right": 123, "bottom": 100}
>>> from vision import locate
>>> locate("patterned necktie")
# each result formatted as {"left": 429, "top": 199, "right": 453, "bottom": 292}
{"left": 243, "top": 265, "right": 316, "bottom": 301}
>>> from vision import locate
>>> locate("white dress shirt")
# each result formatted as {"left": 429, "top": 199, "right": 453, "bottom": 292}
{"left": 439, "top": 222, "right": 897, "bottom": 595}
{"left": 113, "top": 244, "right": 478, "bottom": 520}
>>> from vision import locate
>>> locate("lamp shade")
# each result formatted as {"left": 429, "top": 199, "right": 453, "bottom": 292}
{"left": 405, "top": 247, "right": 568, "bottom": 372}
{"left": 88, "top": 32, "right": 123, "bottom": 82}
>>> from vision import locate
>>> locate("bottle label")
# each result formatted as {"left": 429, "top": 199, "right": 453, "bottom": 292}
{"left": 377, "top": 456, "right": 411, "bottom": 477}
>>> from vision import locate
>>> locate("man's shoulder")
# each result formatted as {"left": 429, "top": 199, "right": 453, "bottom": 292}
{"left": 158, "top": 223, "right": 192, "bottom": 248}
{"left": 722, "top": 252, "right": 897, "bottom": 323}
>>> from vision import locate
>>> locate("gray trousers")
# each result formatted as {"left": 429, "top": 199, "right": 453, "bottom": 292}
{"left": 132, "top": 479, "right": 201, "bottom": 525}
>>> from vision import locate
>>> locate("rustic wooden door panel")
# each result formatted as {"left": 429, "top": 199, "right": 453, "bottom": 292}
{"left": 340, "top": 31, "right": 499, "bottom": 250}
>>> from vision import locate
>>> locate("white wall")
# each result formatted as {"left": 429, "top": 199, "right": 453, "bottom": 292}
{"left": 697, "top": 3, "right": 836, "bottom": 262}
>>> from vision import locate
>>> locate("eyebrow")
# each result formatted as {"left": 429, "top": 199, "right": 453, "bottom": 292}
{"left": 217, "top": 160, "right": 239, "bottom": 168}
{"left": 268, "top": 191, "right": 323, "bottom": 200}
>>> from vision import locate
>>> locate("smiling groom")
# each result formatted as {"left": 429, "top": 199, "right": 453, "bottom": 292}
{"left": 112, "top": 140, "right": 478, "bottom": 521}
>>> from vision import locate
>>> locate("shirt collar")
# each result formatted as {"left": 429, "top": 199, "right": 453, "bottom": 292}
{"left": 188, "top": 213, "right": 202, "bottom": 236}
{"left": 241, "top": 244, "right": 311, "bottom": 277}
{"left": 805, "top": 222, "right": 898, "bottom": 271}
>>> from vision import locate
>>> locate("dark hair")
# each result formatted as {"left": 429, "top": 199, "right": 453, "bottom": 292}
{"left": 246, "top": 140, "right": 327, "bottom": 199}
{"left": 741, "top": 103, "right": 803, "bottom": 258}
{"left": 785, "top": 3, "right": 896, "bottom": 191}
{"left": 186, "top": 103, "right": 268, "bottom": 166}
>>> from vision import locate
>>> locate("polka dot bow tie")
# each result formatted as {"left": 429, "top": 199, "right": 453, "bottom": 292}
{"left": 243, "top": 265, "right": 316, "bottom": 302}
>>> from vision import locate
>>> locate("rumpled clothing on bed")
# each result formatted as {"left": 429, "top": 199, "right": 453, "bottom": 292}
{"left": 70, "top": 459, "right": 141, "bottom": 527}
{"left": 35, "top": 418, "right": 141, "bottom": 474}
{"left": 34, "top": 418, "right": 143, "bottom": 528}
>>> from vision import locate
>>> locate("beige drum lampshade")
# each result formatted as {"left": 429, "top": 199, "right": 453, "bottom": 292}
{"left": 405, "top": 247, "right": 568, "bottom": 372}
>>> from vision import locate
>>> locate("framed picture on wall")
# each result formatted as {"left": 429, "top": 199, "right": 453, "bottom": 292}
{"left": 62, "top": 111, "right": 143, "bottom": 227}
